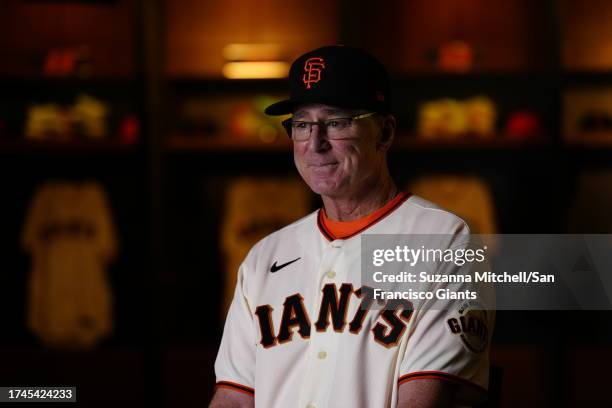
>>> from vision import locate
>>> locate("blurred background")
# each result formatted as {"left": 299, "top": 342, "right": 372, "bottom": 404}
{"left": 1, "top": 0, "right": 612, "bottom": 406}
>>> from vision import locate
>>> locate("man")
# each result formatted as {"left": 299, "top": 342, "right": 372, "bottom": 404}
{"left": 210, "top": 45, "right": 494, "bottom": 408}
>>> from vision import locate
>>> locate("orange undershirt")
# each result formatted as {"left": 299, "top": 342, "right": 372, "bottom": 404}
{"left": 320, "top": 191, "right": 409, "bottom": 240}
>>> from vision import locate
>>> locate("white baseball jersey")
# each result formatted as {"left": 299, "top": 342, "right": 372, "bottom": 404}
{"left": 214, "top": 192, "right": 494, "bottom": 407}
{"left": 22, "top": 181, "right": 118, "bottom": 349}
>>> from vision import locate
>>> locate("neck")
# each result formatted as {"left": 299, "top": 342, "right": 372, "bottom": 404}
{"left": 322, "top": 173, "right": 398, "bottom": 221}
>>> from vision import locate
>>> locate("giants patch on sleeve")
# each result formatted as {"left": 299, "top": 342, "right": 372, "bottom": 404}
{"left": 446, "top": 303, "right": 490, "bottom": 353}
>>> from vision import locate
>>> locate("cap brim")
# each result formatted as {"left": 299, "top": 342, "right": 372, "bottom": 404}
{"left": 264, "top": 99, "right": 295, "bottom": 116}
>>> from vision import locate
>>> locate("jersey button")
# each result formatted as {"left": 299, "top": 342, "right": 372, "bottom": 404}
{"left": 317, "top": 350, "right": 327, "bottom": 359}
{"left": 326, "top": 270, "right": 336, "bottom": 279}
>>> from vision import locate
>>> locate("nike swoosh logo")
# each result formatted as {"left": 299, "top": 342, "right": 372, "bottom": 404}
{"left": 270, "top": 257, "right": 301, "bottom": 273}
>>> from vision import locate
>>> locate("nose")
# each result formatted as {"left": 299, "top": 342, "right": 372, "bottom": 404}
{"left": 306, "top": 123, "right": 330, "bottom": 152}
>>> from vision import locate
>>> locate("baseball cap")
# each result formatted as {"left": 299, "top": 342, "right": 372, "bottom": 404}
{"left": 264, "top": 45, "right": 391, "bottom": 116}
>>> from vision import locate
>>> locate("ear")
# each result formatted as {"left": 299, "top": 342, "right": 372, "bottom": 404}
{"left": 378, "top": 115, "right": 396, "bottom": 151}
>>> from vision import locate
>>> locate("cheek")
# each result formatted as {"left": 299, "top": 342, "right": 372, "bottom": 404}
{"left": 293, "top": 147, "right": 309, "bottom": 176}
{"left": 293, "top": 144, "right": 304, "bottom": 163}
{"left": 339, "top": 144, "right": 365, "bottom": 171}
{"left": 341, "top": 143, "right": 379, "bottom": 177}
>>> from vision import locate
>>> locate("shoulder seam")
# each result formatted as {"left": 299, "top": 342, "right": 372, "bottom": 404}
{"left": 405, "top": 199, "right": 471, "bottom": 232}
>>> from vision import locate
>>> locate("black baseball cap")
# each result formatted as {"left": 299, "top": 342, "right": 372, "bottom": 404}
{"left": 264, "top": 45, "right": 391, "bottom": 116}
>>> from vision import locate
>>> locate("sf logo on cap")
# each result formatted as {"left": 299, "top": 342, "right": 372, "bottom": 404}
{"left": 303, "top": 57, "right": 325, "bottom": 89}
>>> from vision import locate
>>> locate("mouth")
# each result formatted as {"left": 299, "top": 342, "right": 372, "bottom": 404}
{"left": 309, "top": 162, "right": 338, "bottom": 176}
{"left": 309, "top": 162, "right": 338, "bottom": 168}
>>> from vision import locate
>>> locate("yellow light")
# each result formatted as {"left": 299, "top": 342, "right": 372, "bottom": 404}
{"left": 258, "top": 124, "right": 278, "bottom": 143}
{"left": 222, "top": 61, "right": 289, "bottom": 79}
{"left": 223, "top": 43, "right": 283, "bottom": 61}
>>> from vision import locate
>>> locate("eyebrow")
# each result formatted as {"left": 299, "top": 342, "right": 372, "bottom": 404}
{"left": 292, "top": 108, "right": 353, "bottom": 119}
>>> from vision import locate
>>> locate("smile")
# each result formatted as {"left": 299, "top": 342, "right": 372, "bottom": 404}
{"left": 309, "top": 162, "right": 338, "bottom": 174}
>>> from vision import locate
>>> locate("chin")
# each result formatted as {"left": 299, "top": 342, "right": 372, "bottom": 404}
{"left": 306, "top": 176, "right": 347, "bottom": 197}
{"left": 297, "top": 164, "right": 348, "bottom": 196}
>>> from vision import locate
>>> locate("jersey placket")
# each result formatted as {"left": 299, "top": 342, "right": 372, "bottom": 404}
{"left": 298, "top": 238, "right": 346, "bottom": 408}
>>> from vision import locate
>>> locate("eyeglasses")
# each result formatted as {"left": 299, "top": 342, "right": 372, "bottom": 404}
{"left": 282, "top": 112, "right": 378, "bottom": 141}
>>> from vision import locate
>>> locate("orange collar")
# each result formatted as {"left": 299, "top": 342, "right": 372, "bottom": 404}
{"left": 317, "top": 192, "right": 411, "bottom": 241}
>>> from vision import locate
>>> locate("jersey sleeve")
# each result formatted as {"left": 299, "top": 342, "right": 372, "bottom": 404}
{"left": 214, "top": 262, "right": 256, "bottom": 397}
{"left": 21, "top": 184, "right": 47, "bottom": 254}
{"left": 398, "top": 238, "right": 495, "bottom": 402}
{"left": 89, "top": 184, "right": 119, "bottom": 262}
